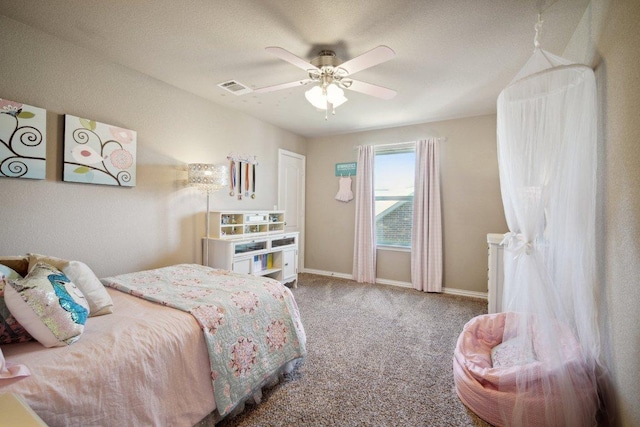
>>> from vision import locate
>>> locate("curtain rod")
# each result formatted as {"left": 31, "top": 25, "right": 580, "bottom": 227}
{"left": 353, "top": 137, "right": 447, "bottom": 150}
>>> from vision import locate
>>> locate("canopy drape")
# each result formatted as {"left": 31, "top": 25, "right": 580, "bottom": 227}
{"left": 496, "top": 48, "right": 602, "bottom": 426}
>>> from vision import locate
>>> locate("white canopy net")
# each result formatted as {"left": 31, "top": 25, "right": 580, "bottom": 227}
{"left": 496, "top": 46, "right": 603, "bottom": 426}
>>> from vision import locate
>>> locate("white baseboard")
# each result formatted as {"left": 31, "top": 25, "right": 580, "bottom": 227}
{"left": 301, "top": 268, "right": 488, "bottom": 300}
{"left": 442, "top": 287, "right": 487, "bottom": 300}
{"left": 302, "top": 268, "right": 353, "bottom": 280}
{"left": 375, "top": 277, "right": 413, "bottom": 288}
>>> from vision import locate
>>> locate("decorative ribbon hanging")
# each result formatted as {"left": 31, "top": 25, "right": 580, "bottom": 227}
{"left": 251, "top": 164, "right": 256, "bottom": 199}
{"left": 226, "top": 153, "right": 258, "bottom": 201}
{"left": 229, "top": 160, "right": 236, "bottom": 196}
{"left": 245, "top": 162, "right": 250, "bottom": 196}
{"left": 238, "top": 161, "right": 242, "bottom": 200}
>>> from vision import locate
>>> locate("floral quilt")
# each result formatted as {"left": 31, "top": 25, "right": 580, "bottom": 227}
{"left": 102, "top": 264, "right": 306, "bottom": 416}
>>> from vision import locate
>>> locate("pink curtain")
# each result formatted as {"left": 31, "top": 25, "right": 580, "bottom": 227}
{"left": 352, "top": 145, "right": 376, "bottom": 283}
{"left": 411, "top": 138, "right": 442, "bottom": 292}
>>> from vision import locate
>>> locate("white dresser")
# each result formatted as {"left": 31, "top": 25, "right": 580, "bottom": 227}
{"left": 203, "top": 211, "right": 299, "bottom": 287}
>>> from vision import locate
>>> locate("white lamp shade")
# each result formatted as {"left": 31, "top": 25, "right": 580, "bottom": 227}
{"left": 326, "top": 84, "right": 348, "bottom": 107}
{"left": 188, "top": 163, "right": 228, "bottom": 192}
{"left": 305, "top": 84, "right": 348, "bottom": 110}
{"left": 305, "top": 86, "right": 326, "bottom": 109}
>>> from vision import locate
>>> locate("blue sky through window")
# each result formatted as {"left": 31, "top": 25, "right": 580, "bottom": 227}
{"left": 374, "top": 150, "right": 415, "bottom": 195}
{"left": 374, "top": 149, "right": 415, "bottom": 247}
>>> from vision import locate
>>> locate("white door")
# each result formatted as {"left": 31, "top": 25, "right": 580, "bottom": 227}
{"left": 278, "top": 149, "right": 305, "bottom": 270}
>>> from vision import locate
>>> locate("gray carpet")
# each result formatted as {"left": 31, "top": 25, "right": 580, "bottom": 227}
{"left": 216, "top": 273, "right": 491, "bottom": 427}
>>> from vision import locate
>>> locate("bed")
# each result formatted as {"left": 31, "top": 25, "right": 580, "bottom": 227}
{"left": 0, "top": 256, "right": 306, "bottom": 426}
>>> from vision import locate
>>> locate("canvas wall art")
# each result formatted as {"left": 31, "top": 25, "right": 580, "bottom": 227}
{"left": 0, "top": 98, "right": 47, "bottom": 179}
{"left": 63, "top": 115, "right": 136, "bottom": 187}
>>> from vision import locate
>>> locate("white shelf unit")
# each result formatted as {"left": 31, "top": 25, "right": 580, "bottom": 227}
{"left": 487, "top": 233, "right": 506, "bottom": 314}
{"left": 208, "top": 211, "right": 285, "bottom": 239}
{"left": 204, "top": 231, "right": 299, "bottom": 287}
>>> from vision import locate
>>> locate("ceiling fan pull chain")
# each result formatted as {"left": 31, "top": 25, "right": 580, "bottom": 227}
{"left": 325, "top": 87, "right": 329, "bottom": 120}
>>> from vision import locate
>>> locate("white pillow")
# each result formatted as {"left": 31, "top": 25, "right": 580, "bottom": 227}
{"left": 63, "top": 261, "right": 114, "bottom": 316}
{"left": 28, "top": 254, "right": 113, "bottom": 316}
{"left": 5, "top": 263, "right": 89, "bottom": 347}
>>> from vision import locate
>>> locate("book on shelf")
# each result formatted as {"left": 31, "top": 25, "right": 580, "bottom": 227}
{"left": 253, "top": 253, "right": 273, "bottom": 272}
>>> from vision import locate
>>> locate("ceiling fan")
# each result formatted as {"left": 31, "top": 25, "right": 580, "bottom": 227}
{"left": 254, "top": 45, "right": 397, "bottom": 118}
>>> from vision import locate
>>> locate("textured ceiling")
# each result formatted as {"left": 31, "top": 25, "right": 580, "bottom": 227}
{"left": 0, "top": 0, "right": 590, "bottom": 137}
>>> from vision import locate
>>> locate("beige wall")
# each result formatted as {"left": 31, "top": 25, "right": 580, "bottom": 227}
{"left": 5, "top": 4, "right": 638, "bottom": 424}
{"left": 0, "top": 16, "right": 306, "bottom": 277}
{"left": 305, "top": 114, "right": 507, "bottom": 294}
{"left": 564, "top": 1, "right": 640, "bottom": 425}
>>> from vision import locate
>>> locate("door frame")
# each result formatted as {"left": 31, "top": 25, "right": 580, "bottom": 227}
{"left": 278, "top": 149, "right": 306, "bottom": 272}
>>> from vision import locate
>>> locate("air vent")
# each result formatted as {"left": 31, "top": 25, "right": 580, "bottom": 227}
{"left": 217, "top": 80, "right": 252, "bottom": 96}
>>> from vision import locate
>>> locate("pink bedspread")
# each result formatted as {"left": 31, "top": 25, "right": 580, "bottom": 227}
{"left": 0, "top": 288, "right": 216, "bottom": 426}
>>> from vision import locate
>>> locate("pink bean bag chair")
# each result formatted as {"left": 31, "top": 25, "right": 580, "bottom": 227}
{"left": 453, "top": 313, "right": 597, "bottom": 426}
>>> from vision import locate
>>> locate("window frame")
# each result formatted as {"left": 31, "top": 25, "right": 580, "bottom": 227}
{"left": 374, "top": 143, "right": 416, "bottom": 249}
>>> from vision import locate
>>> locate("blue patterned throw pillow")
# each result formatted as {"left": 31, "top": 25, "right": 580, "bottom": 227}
{"left": 4, "top": 263, "right": 89, "bottom": 347}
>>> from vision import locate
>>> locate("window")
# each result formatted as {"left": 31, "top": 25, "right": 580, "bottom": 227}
{"left": 374, "top": 145, "right": 415, "bottom": 248}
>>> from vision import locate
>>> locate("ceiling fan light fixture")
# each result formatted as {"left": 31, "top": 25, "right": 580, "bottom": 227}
{"left": 326, "top": 84, "right": 347, "bottom": 107}
{"left": 305, "top": 83, "right": 348, "bottom": 111}
{"left": 305, "top": 85, "right": 325, "bottom": 109}
{"left": 257, "top": 46, "right": 396, "bottom": 120}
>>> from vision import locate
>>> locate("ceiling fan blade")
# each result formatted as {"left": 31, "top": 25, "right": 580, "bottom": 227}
{"left": 253, "top": 79, "right": 313, "bottom": 94}
{"left": 265, "top": 47, "right": 319, "bottom": 72}
{"left": 346, "top": 79, "right": 397, "bottom": 100}
{"left": 339, "top": 45, "right": 395, "bottom": 75}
